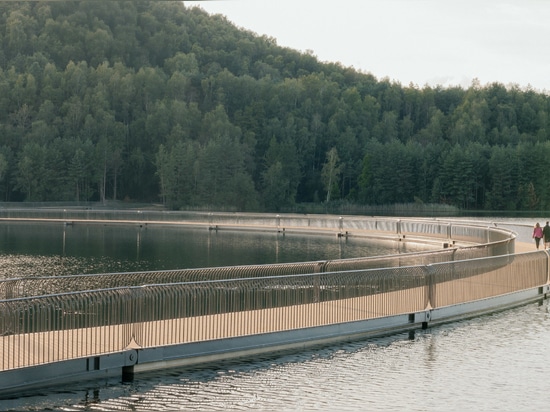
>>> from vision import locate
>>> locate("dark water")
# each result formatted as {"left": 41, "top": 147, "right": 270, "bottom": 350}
{"left": 0, "top": 220, "right": 548, "bottom": 411}
{"left": 0, "top": 221, "right": 425, "bottom": 279}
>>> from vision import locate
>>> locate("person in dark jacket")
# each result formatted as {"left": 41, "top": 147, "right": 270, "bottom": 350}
{"left": 543, "top": 221, "right": 550, "bottom": 249}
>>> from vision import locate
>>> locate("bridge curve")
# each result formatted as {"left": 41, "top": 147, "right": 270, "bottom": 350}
{"left": 0, "top": 210, "right": 546, "bottom": 397}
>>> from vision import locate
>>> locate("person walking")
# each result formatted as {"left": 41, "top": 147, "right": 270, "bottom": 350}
{"left": 533, "top": 222, "right": 544, "bottom": 249}
{"left": 543, "top": 221, "right": 550, "bottom": 249}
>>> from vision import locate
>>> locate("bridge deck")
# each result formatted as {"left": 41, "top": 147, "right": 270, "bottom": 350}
{"left": 0, "top": 285, "right": 424, "bottom": 370}
{"left": 1, "top": 242, "right": 539, "bottom": 372}
{"left": 515, "top": 241, "right": 537, "bottom": 253}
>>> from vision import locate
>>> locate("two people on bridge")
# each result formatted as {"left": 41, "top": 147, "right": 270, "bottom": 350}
{"left": 533, "top": 221, "right": 550, "bottom": 249}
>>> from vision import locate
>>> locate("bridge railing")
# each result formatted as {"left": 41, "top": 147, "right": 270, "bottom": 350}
{"left": 0, "top": 215, "right": 537, "bottom": 373}
{"left": 0, "top": 242, "right": 511, "bottom": 300}
{"left": 0, "top": 209, "right": 516, "bottom": 243}
{"left": 0, "top": 250, "right": 547, "bottom": 371}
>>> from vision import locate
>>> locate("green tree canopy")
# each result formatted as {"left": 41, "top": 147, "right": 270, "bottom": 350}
{"left": 0, "top": 1, "right": 548, "bottom": 213}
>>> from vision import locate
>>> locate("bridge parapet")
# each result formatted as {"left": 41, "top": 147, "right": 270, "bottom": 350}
{"left": 0, "top": 212, "right": 546, "bottom": 397}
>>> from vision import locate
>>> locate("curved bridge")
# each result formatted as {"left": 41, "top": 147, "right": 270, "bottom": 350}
{"left": 0, "top": 211, "right": 546, "bottom": 396}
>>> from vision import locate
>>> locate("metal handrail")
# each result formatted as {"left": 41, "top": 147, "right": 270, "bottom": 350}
{"left": 0, "top": 215, "right": 535, "bottom": 374}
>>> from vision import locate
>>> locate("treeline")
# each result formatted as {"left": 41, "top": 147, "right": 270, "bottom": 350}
{"left": 0, "top": 1, "right": 549, "bottom": 212}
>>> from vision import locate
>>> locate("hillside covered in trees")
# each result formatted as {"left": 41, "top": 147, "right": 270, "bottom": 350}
{"left": 0, "top": 1, "right": 549, "bottom": 212}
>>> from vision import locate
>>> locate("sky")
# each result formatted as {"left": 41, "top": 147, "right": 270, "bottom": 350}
{"left": 184, "top": 0, "right": 550, "bottom": 92}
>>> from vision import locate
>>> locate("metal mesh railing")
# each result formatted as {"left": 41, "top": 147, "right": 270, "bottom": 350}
{"left": 428, "top": 251, "right": 548, "bottom": 308}
{"left": 1, "top": 215, "right": 544, "bottom": 374}
{"left": 0, "top": 262, "right": 322, "bottom": 300}
{"left": 0, "top": 239, "right": 513, "bottom": 301}
{"left": 0, "top": 265, "right": 429, "bottom": 366}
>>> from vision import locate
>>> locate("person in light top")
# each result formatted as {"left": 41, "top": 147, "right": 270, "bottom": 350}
{"left": 533, "top": 222, "right": 544, "bottom": 249}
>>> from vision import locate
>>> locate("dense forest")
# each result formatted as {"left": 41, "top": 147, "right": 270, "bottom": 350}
{"left": 0, "top": 1, "right": 549, "bottom": 212}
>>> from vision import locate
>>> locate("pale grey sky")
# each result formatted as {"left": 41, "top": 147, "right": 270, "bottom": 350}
{"left": 185, "top": 0, "right": 550, "bottom": 91}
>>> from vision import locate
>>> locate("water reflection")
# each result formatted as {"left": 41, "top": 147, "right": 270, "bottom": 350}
{"left": 0, "top": 222, "right": 430, "bottom": 279}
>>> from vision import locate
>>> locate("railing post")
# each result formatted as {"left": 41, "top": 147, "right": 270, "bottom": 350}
{"left": 425, "top": 264, "right": 435, "bottom": 312}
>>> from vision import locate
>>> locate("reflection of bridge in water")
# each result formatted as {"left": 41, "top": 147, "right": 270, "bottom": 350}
{"left": 0, "top": 211, "right": 546, "bottom": 396}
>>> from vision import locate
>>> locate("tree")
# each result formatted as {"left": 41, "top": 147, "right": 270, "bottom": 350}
{"left": 2, "top": 0, "right": 550, "bottom": 211}
{"left": 321, "top": 147, "right": 341, "bottom": 202}
{"left": 261, "top": 135, "right": 301, "bottom": 207}
{"left": 0, "top": 152, "right": 9, "bottom": 200}
{"left": 14, "top": 142, "right": 47, "bottom": 201}
{"left": 194, "top": 134, "right": 257, "bottom": 210}
{"left": 155, "top": 139, "right": 199, "bottom": 209}
{"left": 485, "top": 146, "right": 518, "bottom": 210}
{"left": 261, "top": 161, "right": 289, "bottom": 211}
{"left": 67, "top": 140, "right": 93, "bottom": 201}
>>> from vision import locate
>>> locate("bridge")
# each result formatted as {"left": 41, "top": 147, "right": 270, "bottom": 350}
{"left": 0, "top": 210, "right": 546, "bottom": 396}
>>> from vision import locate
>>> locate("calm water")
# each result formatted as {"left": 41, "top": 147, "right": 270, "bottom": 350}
{"left": 0, "top": 222, "right": 426, "bottom": 279}
{"left": 0, "top": 219, "right": 548, "bottom": 411}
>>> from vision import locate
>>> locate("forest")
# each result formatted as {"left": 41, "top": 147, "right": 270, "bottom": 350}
{"left": 0, "top": 1, "right": 549, "bottom": 212}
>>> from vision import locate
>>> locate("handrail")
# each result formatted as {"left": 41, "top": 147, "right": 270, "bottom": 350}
{"left": 1, "top": 213, "right": 545, "bottom": 395}
{"left": 0, "top": 216, "right": 515, "bottom": 300}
